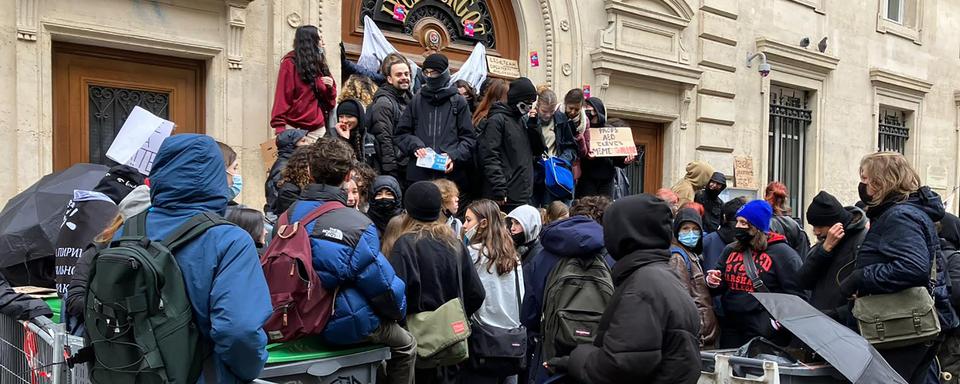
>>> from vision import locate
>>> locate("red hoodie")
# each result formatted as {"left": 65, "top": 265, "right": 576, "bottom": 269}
{"left": 270, "top": 51, "right": 337, "bottom": 134}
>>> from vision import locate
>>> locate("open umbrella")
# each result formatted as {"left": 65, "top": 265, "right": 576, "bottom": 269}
{"left": 0, "top": 163, "right": 110, "bottom": 272}
{"left": 752, "top": 292, "right": 907, "bottom": 384}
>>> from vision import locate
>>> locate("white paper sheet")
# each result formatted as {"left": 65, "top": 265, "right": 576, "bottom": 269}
{"left": 106, "top": 106, "right": 174, "bottom": 175}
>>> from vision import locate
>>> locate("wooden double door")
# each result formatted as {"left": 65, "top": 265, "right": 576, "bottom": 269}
{"left": 52, "top": 43, "right": 205, "bottom": 171}
{"left": 622, "top": 120, "right": 664, "bottom": 195}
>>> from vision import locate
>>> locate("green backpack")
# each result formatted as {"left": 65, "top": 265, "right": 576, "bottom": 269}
{"left": 540, "top": 251, "right": 615, "bottom": 362}
{"left": 84, "top": 212, "right": 230, "bottom": 384}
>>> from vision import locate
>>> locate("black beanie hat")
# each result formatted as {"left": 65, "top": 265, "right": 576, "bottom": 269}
{"left": 337, "top": 100, "right": 362, "bottom": 118}
{"left": 507, "top": 77, "right": 537, "bottom": 106}
{"left": 404, "top": 181, "right": 442, "bottom": 222}
{"left": 423, "top": 53, "right": 449, "bottom": 72}
{"left": 94, "top": 165, "right": 146, "bottom": 204}
{"left": 806, "top": 191, "right": 852, "bottom": 227}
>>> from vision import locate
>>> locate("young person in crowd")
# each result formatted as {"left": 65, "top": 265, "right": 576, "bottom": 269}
{"left": 479, "top": 78, "right": 537, "bottom": 212}
{"left": 695, "top": 172, "right": 727, "bottom": 234}
{"left": 506, "top": 204, "right": 543, "bottom": 263}
{"left": 765, "top": 181, "right": 811, "bottom": 258}
{"left": 670, "top": 207, "right": 718, "bottom": 348}
{"left": 543, "top": 201, "right": 569, "bottom": 226}
{"left": 433, "top": 178, "right": 463, "bottom": 236}
{"left": 331, "top": 99, "right": 369, "bottom": 164}
{"left": 368, "top": 175, "right": 404, "bottom": 236}
{"left": 455, "top": 79, "right": 479, "bottom": 113}
{"left": 671, "top": 161, "right": 715, "bottom": 207}
{"left": 217, "top": 141, "right": 243, "bottom": 203}
{"left": 271, "top": 25, "right": 336, "bottom": 137}
{"left": 273, "top": 145, "right": 313, "bottom": 216}
{"left": 264, "top": 128, "right": 313, "bottom": 217}
{"left": 576, "top": 100, "right": 634, "bottom": 198}
{"left": 388, "top": 181, "right": 485, "bottom": 384}
{"left": 368, "top": 53, "right": 413, "bottom": 181}
{"left": 706, "top": 200, "right": 804, "bottom": 348}
{"left": 225, "top": 206, "right": 268, "bottom": 254}
{"left": 530, "top": 88, "right": 578, "bottom": 207}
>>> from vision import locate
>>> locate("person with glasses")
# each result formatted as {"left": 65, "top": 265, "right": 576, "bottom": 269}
{"left": 395, "top": 53, "right": 477, "bottom": 191}
{"left": 478, "top": 77, "right": 539, "bottom": 212}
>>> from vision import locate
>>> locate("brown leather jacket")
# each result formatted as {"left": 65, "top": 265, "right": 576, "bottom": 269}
{"left": 670, "top": 246, "right": 719, "bottom": 348}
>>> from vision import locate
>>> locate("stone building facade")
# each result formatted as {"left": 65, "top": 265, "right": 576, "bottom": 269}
{"left": 1, "top": 0, "right": 959, "bottom": 219}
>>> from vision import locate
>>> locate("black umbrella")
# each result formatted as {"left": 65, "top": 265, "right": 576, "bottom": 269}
{"left": 0, "top": 163, "right": 110, "bottom": 269}
{"left": 752, "top": 292, "right": 907, "bottom": 384}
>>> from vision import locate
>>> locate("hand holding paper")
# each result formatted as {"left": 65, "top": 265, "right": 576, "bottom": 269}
{"left": 105, "top": 106, "right": 175, "bottom": 176}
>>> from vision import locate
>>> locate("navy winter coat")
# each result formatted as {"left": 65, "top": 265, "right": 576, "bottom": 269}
{"left": 143, "top": 135, "right": 272, "bottom": 383}
{"left": 288, "top": 183, "right": 406, "bottom": 345}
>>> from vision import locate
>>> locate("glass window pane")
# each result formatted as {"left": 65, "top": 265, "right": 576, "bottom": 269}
{"left": 887, "top": 0, "right": 902, "bottom": 22}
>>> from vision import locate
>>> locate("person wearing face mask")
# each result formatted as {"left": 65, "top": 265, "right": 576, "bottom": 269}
{"left": 670, "top": 207, "right": 719, "bottom": 348}
{"left": 271, "top": 25, "right": 337, "bottom": 137}
{"left": 217, "top": 141, "right": 243, "bottom": 203}
{"left": 368, "top": 53, "right": 413, "bottom": 183}
{"left": 395, "top": 53, "right": 476, "bottom": 191}
{"left": 367, "top": 175, "right": 404, "bottom": 237}
{"left": 506, "top": 204, "right": 544, "bottom": 263}
{"left": 706, "top": 199, "right": 804, "bottom": 348}
{"left": 672, "top": 161, "right": 716, "bottom": 207}
{"left": 576, "top": 99, "right": 635, "bottom": 199}
{"left": 529, "top": 88, "right": 578, "bottom": 207}
{"left": 479, "top": 77, "right": 538, "bottom": 212}
{"left": 695, "top": 172, "right": 727, "bottom": 234}
{"left": 795, "top": 191, "right": 867, "bottom": 330}
{"left": 461, "top": 200, "right": 525, "bottom": 384}
{"left": 432, "top": 178, "right": 463, "bottom": 236}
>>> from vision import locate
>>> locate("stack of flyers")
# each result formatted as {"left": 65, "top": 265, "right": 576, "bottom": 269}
{"left": 416, "top": 148, "right": 449, "bottom": 171}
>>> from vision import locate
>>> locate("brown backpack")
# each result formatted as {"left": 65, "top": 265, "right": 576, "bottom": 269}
{"left": 261, "top": 202, "right": 342, "bottom": 342}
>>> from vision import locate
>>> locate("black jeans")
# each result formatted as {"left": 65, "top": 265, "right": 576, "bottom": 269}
{"left": 881, "top": 335, "right": 944, "bottom": 384}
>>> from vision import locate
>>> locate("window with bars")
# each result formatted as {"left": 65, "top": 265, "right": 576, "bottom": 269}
{"left": 878, "top": 107, "right": 909, "bottom": 154}
{"left": 768, "top": 86, "right": 812, "bottom": 221}
{"left": 88, "top": 85, "right": 170, "bottom": 166}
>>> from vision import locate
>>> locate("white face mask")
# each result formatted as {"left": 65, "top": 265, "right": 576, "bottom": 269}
{"left": 463, "top": 226, "right": 478, "bottom": 243}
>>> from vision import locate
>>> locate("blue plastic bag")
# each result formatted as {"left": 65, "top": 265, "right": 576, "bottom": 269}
{"left": 541, "top": 157, "right": 574, "bottom": 200}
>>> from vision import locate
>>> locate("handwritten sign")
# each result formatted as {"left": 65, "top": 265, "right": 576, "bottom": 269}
{"left": 486, "top": 56, "right": 520, "bottom": 79}
{"left": 587, "top": 127, "right": 637, "bottom": 157}
{"left": 734, "top": 156, "right": 756, "bottom": 188}
{"left": 106, "top": 106, "right": 174, "bottom": 175}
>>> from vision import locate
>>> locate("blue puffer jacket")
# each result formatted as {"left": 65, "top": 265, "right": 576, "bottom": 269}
{"left": 144, "top": 134, "right": 272, "bottom": 383}
{"left": 288, "top": 183, "right": 406, "bottom": 345}
{"left": 843, "top": 187, "right": 958, "bottom": 328}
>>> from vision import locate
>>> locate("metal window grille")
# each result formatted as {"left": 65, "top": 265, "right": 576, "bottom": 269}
{"left": 88, "top": 85, "right": 170, "bottom": 166}
{"left": 878, "top": 108, "right": 909, "bottom": 155}
{"left": 625, "top": 145, "right": 646, "bottom": 195}
{"left": 768, "top": 86, "right": 812, "bottom": 221}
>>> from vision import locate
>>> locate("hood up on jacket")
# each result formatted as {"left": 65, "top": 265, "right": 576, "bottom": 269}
{"left": 904, "top": 186, "right": 946, "bottom": 222}
{"left": 844, "top": 206, "right": 868, "bottom": 234}
{"left": 940, "top": 212, "right": 960, "bottom": 251}
{"left": 117, "top": 185, "right": 151, "bottom": 221}
{"left": 684, "top": 161, "right": 716, "bottom": 189}
{"left": 276, "top": 128, "right": 307, "bottom": 160}
{"left": 488, "top": 102, "right": 521, "bottom": 120}
{"left": 150, "top": 134, "right": 229, "bottom": 213}
{"left": 673, "top": 207, "right": 704, "bottom": 253}
{"left": 370, "top": 175, "right": 402, "bottom": 201}
{"left": 605, "top": 194, "right": 675, "bottom": 284}
{"left": 508, "top": 205, "right": 542, "bottom": 244}
{"left": 709, "top": 171, "right": 727, "bottom": 192}
{"left": 540, "top": 215, "right": 605, "bottom": 258}
{"left": 585, "top": 97, "right": 607, "bottom": 127}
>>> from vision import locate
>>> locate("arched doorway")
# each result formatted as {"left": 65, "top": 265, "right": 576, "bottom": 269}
{"left": 341, "top": 0, "right": 520, "bottom": 69}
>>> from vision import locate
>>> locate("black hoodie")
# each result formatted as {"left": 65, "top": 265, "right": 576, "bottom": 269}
{"left": 796, "top": 206, "right": 867, "bottom": 328}
{"left": 367, "top": 175, "right": 404, "bottom": 236}
{"left": 580, "top": 97, "right": 629, "bottom": 181}
{"left": 478, "top": 102, "right": 535, "bottom": 203}
{"left": 695, "top": 172, "right": 727, "bottom": 234}
{"left": 568, "top": 194, "right": 701, "bottom": 384}
{"left": 395, "top": 74, "right": 477, "bottom": 185}
{"left": 265, "top": 129, "right": 307, "bottom": 213}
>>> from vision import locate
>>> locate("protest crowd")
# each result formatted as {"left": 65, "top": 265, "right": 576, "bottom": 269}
{"left": 5, "top": 25, "right": 960, "bottom": 384}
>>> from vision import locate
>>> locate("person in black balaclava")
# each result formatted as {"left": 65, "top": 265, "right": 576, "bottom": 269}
{"left": 695, "top": 172, "right": 727, "bottom": 234}
{"left": 395, "top": 53, "right": 476, "bottom": 191}
{"left": 577, "top": 98, "right": 635, "bottom": 199}
{"left": 366, "top": 175, "right": 404, "bottom": 237}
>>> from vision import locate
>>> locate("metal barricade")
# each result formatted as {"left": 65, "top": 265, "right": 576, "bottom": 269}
{"left": 0, "top": 314, "right": 67, "bottom": 384}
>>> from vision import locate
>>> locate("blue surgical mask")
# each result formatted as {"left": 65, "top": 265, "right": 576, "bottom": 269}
{"left": 678, "top": 231, "right": 700, "bottom": 248}
{"left": 228, "top": 173, "right": 243, "bottom": 200}
{"left": 463, "top": 226, "right": 478, "bottom": 244}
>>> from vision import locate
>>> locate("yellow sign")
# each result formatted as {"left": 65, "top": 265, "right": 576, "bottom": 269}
{"left": 587, "top": 127, "right": 637, "bottom": 157}
{"left": 486, "top": 56, "right": 520, "bottom": 78}
{"left": 381, "top": 0, "right": 489, "bottom": 35}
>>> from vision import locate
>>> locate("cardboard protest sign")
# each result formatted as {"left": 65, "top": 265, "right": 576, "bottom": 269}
{"left": 260, "top": 138, "right": 278, "bottom": 171}
{"left": 587, "top": 127, "right": 637, "bottom": 157}
{"left": 734, "top": 156, "right": 756, "bottom": 188}
{"left": 106, "top": 106, "right": 174, "bottom": 175}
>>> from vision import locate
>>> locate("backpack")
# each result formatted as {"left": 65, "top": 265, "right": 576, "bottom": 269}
{"left": 540, "top": 251, "right": 615, "bottom": 362}
{"left": 84, "top": 212, "right": 230, "bottom": 384}
{"left": 261, "top": 202, "right": 342, "bottom": 343}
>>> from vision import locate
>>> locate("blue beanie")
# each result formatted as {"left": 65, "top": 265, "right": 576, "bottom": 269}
{"left": 737, "top": 200, "right": 773, "bottom": 233}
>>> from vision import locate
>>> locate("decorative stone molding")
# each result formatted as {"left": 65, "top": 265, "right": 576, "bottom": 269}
{"left": 680, "top": 87, "right": 693, "bottom": 130}
{"left": 955, "top": 90, "right": 960, "bottom": 106}
{"left": 787, "top": 0, "right": 826, "bottom": 14}
{"left": 591, "top": 48, "right": 702, "bottom": 86}
{"left": 17, "top": 0, "right": 38, "bottom": 41}
{"left": 876, "top": 0, "right": 923, "bottom": 45}
{"left": 538, "top": 0, "right": 555, "bottom": 87}
{"left": 604, "top": 0, "right": 693, "bottom": 29}
{"left": 869, "top": 68, "right": 933, "bottom": 96}
{"left": 226, "top": 0, "right": 254, "bottom": 70}
{"left": 599, "top": 0, "right": 694, "bottom": 65}
{"left": 287, "top": 12, "right": 303, "bottom": 28}
{"left": 755, "top": 37, "right": 838, "bottom": 79}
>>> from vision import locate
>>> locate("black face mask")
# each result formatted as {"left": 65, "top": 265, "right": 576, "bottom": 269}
{"left": 734, "top": 228, "right": 755, "bottom": 244}
{"left": 512, "top": 232, "right": 527, "bottom": 247}
{"left": 426, "top": 70, "right": 451, "bottom": 90}
{"left": 370, "top": 199, "right": 401, "bottom": 213}
{"left": 858, "top": 182, "right": 872, "bottom": 205}
{"left": 706, "top": 187, "right": 721, "bottom": 198}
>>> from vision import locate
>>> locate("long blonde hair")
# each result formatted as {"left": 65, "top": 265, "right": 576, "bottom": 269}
{"left": 860, "top": 152, "right": 921, "bottom": 206}
{"left": 381, "top": 214, "right": 406, "bottom": 257}
{"left": 398, "top": 214, "right": 460, "bottom": 253}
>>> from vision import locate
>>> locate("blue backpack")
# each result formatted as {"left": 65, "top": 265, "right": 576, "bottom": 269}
{"left": 541, "top": 157, "right": 574, "bottom": 200}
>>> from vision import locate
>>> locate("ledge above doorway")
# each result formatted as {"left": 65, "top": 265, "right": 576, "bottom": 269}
{"left": 590, "top": 48, "right": 702, "bottom": 88}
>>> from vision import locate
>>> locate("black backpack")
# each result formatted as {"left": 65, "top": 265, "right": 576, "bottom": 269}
{"left": 84, "top": 212, "right": 230, "bottom": 383}
{"left": 540, "top": 251, "right": 615, "bottom": 362}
